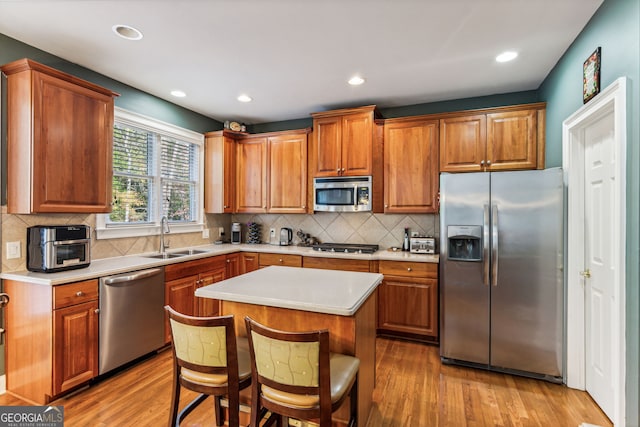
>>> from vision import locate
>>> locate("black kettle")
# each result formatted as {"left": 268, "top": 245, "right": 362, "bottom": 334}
{"left": 279, "top": 227, "right": 293, "bottom": 246}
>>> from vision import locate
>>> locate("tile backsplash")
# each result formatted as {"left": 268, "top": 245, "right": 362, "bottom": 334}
{"left": 231, "top": 212, "right": 439, "bottom": 248}
{"left": 0, "top": 207, "right": 438, "bottom": 273}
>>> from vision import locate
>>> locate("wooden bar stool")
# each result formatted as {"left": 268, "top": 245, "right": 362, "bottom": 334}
{"left": 165, "top": 306, "right": 251, "bottom": 427}
{"left": 244, "top": 316, "right": 360, "bottom": 427}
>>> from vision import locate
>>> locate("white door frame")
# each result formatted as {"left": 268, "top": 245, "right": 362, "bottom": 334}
{"left": 562, "top": 77, "right": 627, "bottom": 426}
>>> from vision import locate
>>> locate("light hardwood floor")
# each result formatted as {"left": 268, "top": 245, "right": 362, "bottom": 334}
{"left": 0, "top": 338, "right": 611, "bottom": 427}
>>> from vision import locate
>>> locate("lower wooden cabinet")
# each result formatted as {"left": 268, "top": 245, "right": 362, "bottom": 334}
{"left": 240, "top": 252, "right": 260, "bottom": 273}
{"left": 377, "top": 261, "right": 439, "bottom": 342}
{"left": 164, "top": 255, "right": 229, "bottom": 342}
{"left": 5, "top": 278, "right": 100, "bottom": 404}
{"left": 53, "top": 300, "right": 99, "bottom": 395}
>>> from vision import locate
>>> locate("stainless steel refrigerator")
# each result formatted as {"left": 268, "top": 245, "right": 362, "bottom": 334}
{"left": 439, "top": 168, "right": 564, "bottom": 381}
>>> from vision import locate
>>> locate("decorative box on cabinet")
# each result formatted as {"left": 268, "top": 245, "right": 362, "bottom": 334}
{"left": 0, "top": 58, "right": 119, "bottom": 213}
{"left": 383, "top": 117, "right": 439, "bottom": 213}
{"left": 439, "top": 103, "right": 545, "bottom": 173}
{"left": 5, "top": 279, "right": 99, "bottom": 404}
{"left": 377, "top": 261, "right": 439, "bottom": 343}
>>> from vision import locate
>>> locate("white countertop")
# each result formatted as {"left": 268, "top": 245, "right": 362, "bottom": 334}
{"left": 195, "top": 265, "right": 383, "bottom": 316}
{"left": 0, "top": 243, "right": 437, "bottom": 285}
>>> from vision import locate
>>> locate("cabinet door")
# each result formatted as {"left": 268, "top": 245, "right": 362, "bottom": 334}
{"left": 32, "top": 71, "right": 114, "bottom": 213}
{"left": 378, "top": 276, "right": 438, "bottom": 340}
{"left": 268, "top": 133, "right": 308, "bottom": 213}
{"left": 341, "top": 112, "right": 373, "bottom": 176}
{"left": 165, "top": 276, "right": 196, "bottom": 341}
{"left": 240, "top": 252, "right": 260, "bottom": 274}
{"left": 486, "top": 109, "right": 537, "bottom": 170}
{"left": 53, "top": 300, "right": 99, "bottom": 394}
{"left": 204, "top": 133, "right": 235, "bottom": 213}
{"left": 196, "top": 267, "right": 226, "bottom": 317}
{"left": 225, "top": 253, "right": 241, "bottom": 278}
{"left": 439, "top": 114, "right": 487, "bottom": 172}
{"left": 236, "top": 138, "right": 268, "bottom": 213}
{"left": 313, "top": 116, "right": 342, "bottom": 177}
{"left": 384, "top": 119, "right": 439, "bottom": 213}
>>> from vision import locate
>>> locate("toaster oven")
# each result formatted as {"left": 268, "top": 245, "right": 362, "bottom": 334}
{"left": 409, "top": 237, "right": 436, "bottom": 254}
{"left": 27, "top": 225, "right": 91, "bottom": 272}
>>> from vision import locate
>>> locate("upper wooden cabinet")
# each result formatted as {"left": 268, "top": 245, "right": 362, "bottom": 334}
{"left": 235, "top": 129, "right": 309, "bottom": 214}
{"left": 1, "top": 58, "right": 119, "bottom": 213}
{"left": 311, "top": 105, "right": 378, "bottom": 177}
{"left": 383, "top": 118, "right": 439, "bottom": 213}
{"left": 439, "top": 103, "right": 545, "bottom": 173}
{"left": 204, "top": 130, "right": 241, "bottom": 213}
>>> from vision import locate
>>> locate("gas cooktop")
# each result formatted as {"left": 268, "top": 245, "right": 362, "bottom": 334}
{"left": 312, "top": 243, "right": 379, "bottom": 254}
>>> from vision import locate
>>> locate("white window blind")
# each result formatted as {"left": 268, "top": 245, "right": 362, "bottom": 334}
{"left": 97, "top": 107, "right": 204, "bottom": 239}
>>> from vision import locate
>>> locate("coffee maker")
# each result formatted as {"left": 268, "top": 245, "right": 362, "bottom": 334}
{"left": 231, "top": 223, "right": 241, "bottom": 244}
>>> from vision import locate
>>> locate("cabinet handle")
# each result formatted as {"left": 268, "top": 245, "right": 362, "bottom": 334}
{"left": 486, "top": 160, "right": 491, "bottom": 165}
{"left": 224, "top": 205, "right": 229, "bottom": 208}
{"left": 76, "top": 291, "right": 84, "bottom": 297}
{"left": 480, "top": 160, "right": 485, "bottom": 166}
{"left": 279, "top": 258, "right": 283, "bottom": 262}
{"left": 226, "top": 259, "right": 230, "bottom": 263}
{"left": 336, "top": 168, "right": 341, "bottom": 174}
{"left": 407, "top": 267, "right": 412, "bottom": 272}
{"left": 341, "top": 168, "right": 345, "bottom": 173}
{"left": 94, "top": 309, "right": 100, "bottom": 314}
{"left": 385, "top": 204, "right": 388, "bottom": 208}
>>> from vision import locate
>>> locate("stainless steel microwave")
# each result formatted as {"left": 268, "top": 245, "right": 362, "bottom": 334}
{"left": 313, "top": 176, "right": 372, "bottom": 212}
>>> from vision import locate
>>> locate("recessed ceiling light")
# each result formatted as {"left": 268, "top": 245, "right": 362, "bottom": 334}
{"left": 171, "top": 90, "right": 186, "bottom": 98}
{"left": 348, "top": 76, "right": 365, "bottom": 86}
{"left": 112, "top": 24, "right": 143, "bottom": 41}
{"left": 237, "top": 94, "right": 252, "bottom": 103}
{"left": 496, "top": 51, "right": 518, "bottom": 63}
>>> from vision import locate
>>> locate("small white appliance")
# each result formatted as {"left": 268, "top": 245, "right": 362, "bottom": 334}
{"left": 231, "top": 223, "right": 241, "bottom": 244}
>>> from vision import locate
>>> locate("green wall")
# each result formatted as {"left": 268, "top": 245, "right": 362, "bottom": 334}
{"left": 538, "top": 0, "right": 640, "bottom": 425}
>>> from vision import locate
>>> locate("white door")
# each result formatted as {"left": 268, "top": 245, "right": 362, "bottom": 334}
{"left": 583, "top": 113, "right": 616, "bottom": 421}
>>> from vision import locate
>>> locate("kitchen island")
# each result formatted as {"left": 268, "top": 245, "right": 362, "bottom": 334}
{"left": 195, "top": 265, "right": 383, "bottom": 426}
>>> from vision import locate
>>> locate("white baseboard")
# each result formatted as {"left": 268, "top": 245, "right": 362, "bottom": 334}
{"left": 0, "top": 374, "right": 5, "bottom": 394}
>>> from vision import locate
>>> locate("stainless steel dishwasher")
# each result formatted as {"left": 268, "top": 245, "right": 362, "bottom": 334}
{"left": 99, "top": 267, "right": 165, "bottom": 375}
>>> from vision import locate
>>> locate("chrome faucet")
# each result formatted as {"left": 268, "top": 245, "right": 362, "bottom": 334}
{"left": 160, "top": 216, "right": 170, "bottom": 254}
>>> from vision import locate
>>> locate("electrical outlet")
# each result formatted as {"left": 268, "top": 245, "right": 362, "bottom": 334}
{"left": 411, "top": 231, "right": 419, "bottom": 237}
{"left": 6, "top": 241, "right": 20, "bottom": 259}
{"left": 202, "top": 229, "right": 210, "bottom": 239}
{"left": 218, "top": 227, "right": 225, "bottom": 237}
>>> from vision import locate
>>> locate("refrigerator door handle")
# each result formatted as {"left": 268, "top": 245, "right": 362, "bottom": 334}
{"left": 491, "top": 204, "right": 499, "bottom": 286}
{"left": 483, "top": 204, "right": 490, "bottom": 286}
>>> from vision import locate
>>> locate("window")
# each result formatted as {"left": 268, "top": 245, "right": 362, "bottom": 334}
{"left": 96, "top": 107, "right": 204, "bottom": 239}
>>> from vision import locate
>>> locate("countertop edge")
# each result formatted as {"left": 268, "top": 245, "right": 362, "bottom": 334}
{"left": 1, "top": 244, "right": 437, "bottom": 285}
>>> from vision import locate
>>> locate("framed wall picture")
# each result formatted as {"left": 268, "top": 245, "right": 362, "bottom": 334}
{"left": 583, "top": 47, "right": 601, "bottom": 103}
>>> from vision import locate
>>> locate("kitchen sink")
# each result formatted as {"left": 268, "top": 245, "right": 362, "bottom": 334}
{"left": 171, "top": 249, "right": 210, "bottom": 256}
{"left": 144, "top": 253, "right": 186, "bottom": 259}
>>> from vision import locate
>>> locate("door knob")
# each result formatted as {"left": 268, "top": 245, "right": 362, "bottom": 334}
{"left": 580, "top": 269, "right": 591, "bottom": 278}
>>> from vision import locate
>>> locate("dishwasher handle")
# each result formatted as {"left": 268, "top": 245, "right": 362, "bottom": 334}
{"left": 102, "top": 268, "right": 164, "bottom": 286}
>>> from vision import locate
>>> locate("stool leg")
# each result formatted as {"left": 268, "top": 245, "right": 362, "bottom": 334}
{"left": 168, "top": 367, "right": 181, "bottom": 427}
{"left": 349, "top": 375, "right": 358, "bottom": 427}
{"left": 214, "top": 396, "right": 224, "bottom": 426}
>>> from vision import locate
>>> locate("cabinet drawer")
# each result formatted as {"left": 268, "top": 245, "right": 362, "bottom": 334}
{"left": 53, "top": 279, "right": 99, "bottom": 309}
{"left": 165, "top": 255, "right": 226, "bottom": 281}
{"left": 259, "top": 253, "right": 302, "bottom": 267}
{"left": 303, "top": 256, "right": 371, "bottom": 272}
{"left": 378, "top": 261, "right": 437, "bottom": 278}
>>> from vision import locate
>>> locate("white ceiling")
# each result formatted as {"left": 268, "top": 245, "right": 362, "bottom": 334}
{"left": 0, "top": 0, "right": 604, "bottom": 124}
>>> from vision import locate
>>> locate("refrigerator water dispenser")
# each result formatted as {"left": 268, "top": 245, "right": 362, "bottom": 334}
{"left": 447, "top": 225, "right": 482, "bottom": 261}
